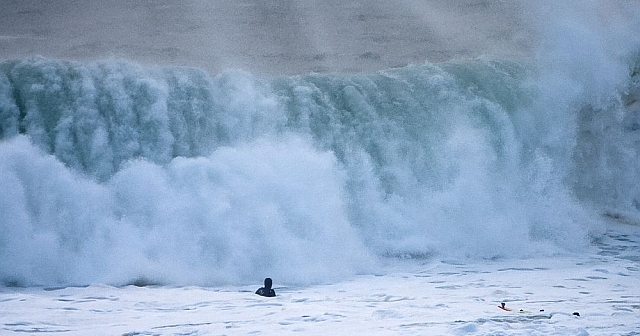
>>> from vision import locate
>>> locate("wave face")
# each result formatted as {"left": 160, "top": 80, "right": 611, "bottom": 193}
{"left": 1, "top": 46, "right": 640, "bottom": 286}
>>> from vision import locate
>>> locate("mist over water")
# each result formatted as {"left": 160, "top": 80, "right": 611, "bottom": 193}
{"left": 0, "top": 0, "right": 531, "bottom": 76}
{"left": 1, "top": 1, "right": 640, "bottom": 287}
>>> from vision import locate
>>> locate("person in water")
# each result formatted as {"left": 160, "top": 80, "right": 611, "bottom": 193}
{"left": 255, "top": 277, "right": 276, "bottom": 297}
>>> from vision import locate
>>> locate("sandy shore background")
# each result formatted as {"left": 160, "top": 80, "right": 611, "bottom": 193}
{"left": 0, "top": 0, "right": 533, "bottom": 75}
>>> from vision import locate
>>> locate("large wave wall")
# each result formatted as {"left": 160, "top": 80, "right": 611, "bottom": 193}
{"left": 2, "top": 2, "right": 640, "bottom": 287}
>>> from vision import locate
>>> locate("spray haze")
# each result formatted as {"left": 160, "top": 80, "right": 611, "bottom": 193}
{"left": 0, "top": 0, "right": 534, "bottom": 75}
{"left": 1, "top": 1, "right": 639, "bottom": 287}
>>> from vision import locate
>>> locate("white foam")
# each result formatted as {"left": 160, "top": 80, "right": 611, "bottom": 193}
{"left": 1, "top": 222, "right": 638, "bottom": 335}
{"left": 0, "top": 135, "right": 374, "bottom": 286}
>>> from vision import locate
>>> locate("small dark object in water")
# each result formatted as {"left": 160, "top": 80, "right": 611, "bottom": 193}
{"left": 573, "top": 312, "right": 580, "bottom": 316}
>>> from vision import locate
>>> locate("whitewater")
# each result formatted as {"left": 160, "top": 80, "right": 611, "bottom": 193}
{"left": 1, "top": 0, "right": 640, "bottom": 335}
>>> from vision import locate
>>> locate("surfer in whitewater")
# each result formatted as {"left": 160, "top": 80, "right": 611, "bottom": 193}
{"left": 255, "top": 277, "right": 276, "bottom": 297}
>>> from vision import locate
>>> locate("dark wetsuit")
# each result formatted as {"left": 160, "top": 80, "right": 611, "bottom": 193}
{"left": 255, "top": 287, "right": 276, "bottom": 297}
{"left": 255, "top": 277, "right": 276, "bottom": 297}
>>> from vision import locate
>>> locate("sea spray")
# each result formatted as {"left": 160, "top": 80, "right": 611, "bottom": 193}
{"left": 526, "top": 0, "right": 640, "bottom": 217}
{"left": 1, "top": 51, "right": 639, "bottom": 286}
{"left": 0, "top": 134, "right": 373, "bottom": 286}
{"left": 0, "top": 58, "right": 283, "bottom": 180}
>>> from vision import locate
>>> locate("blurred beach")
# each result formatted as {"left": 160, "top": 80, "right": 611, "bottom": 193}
{"left": 0, "top": 0, "right": 534, "bottom": 75}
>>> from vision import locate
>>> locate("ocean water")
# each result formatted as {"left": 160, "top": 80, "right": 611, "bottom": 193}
{"left": 2, "top": 1, "right": 640, "bottom": 335}
{"left": 1, "top": 0, "right": 639, "bottom": 292}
